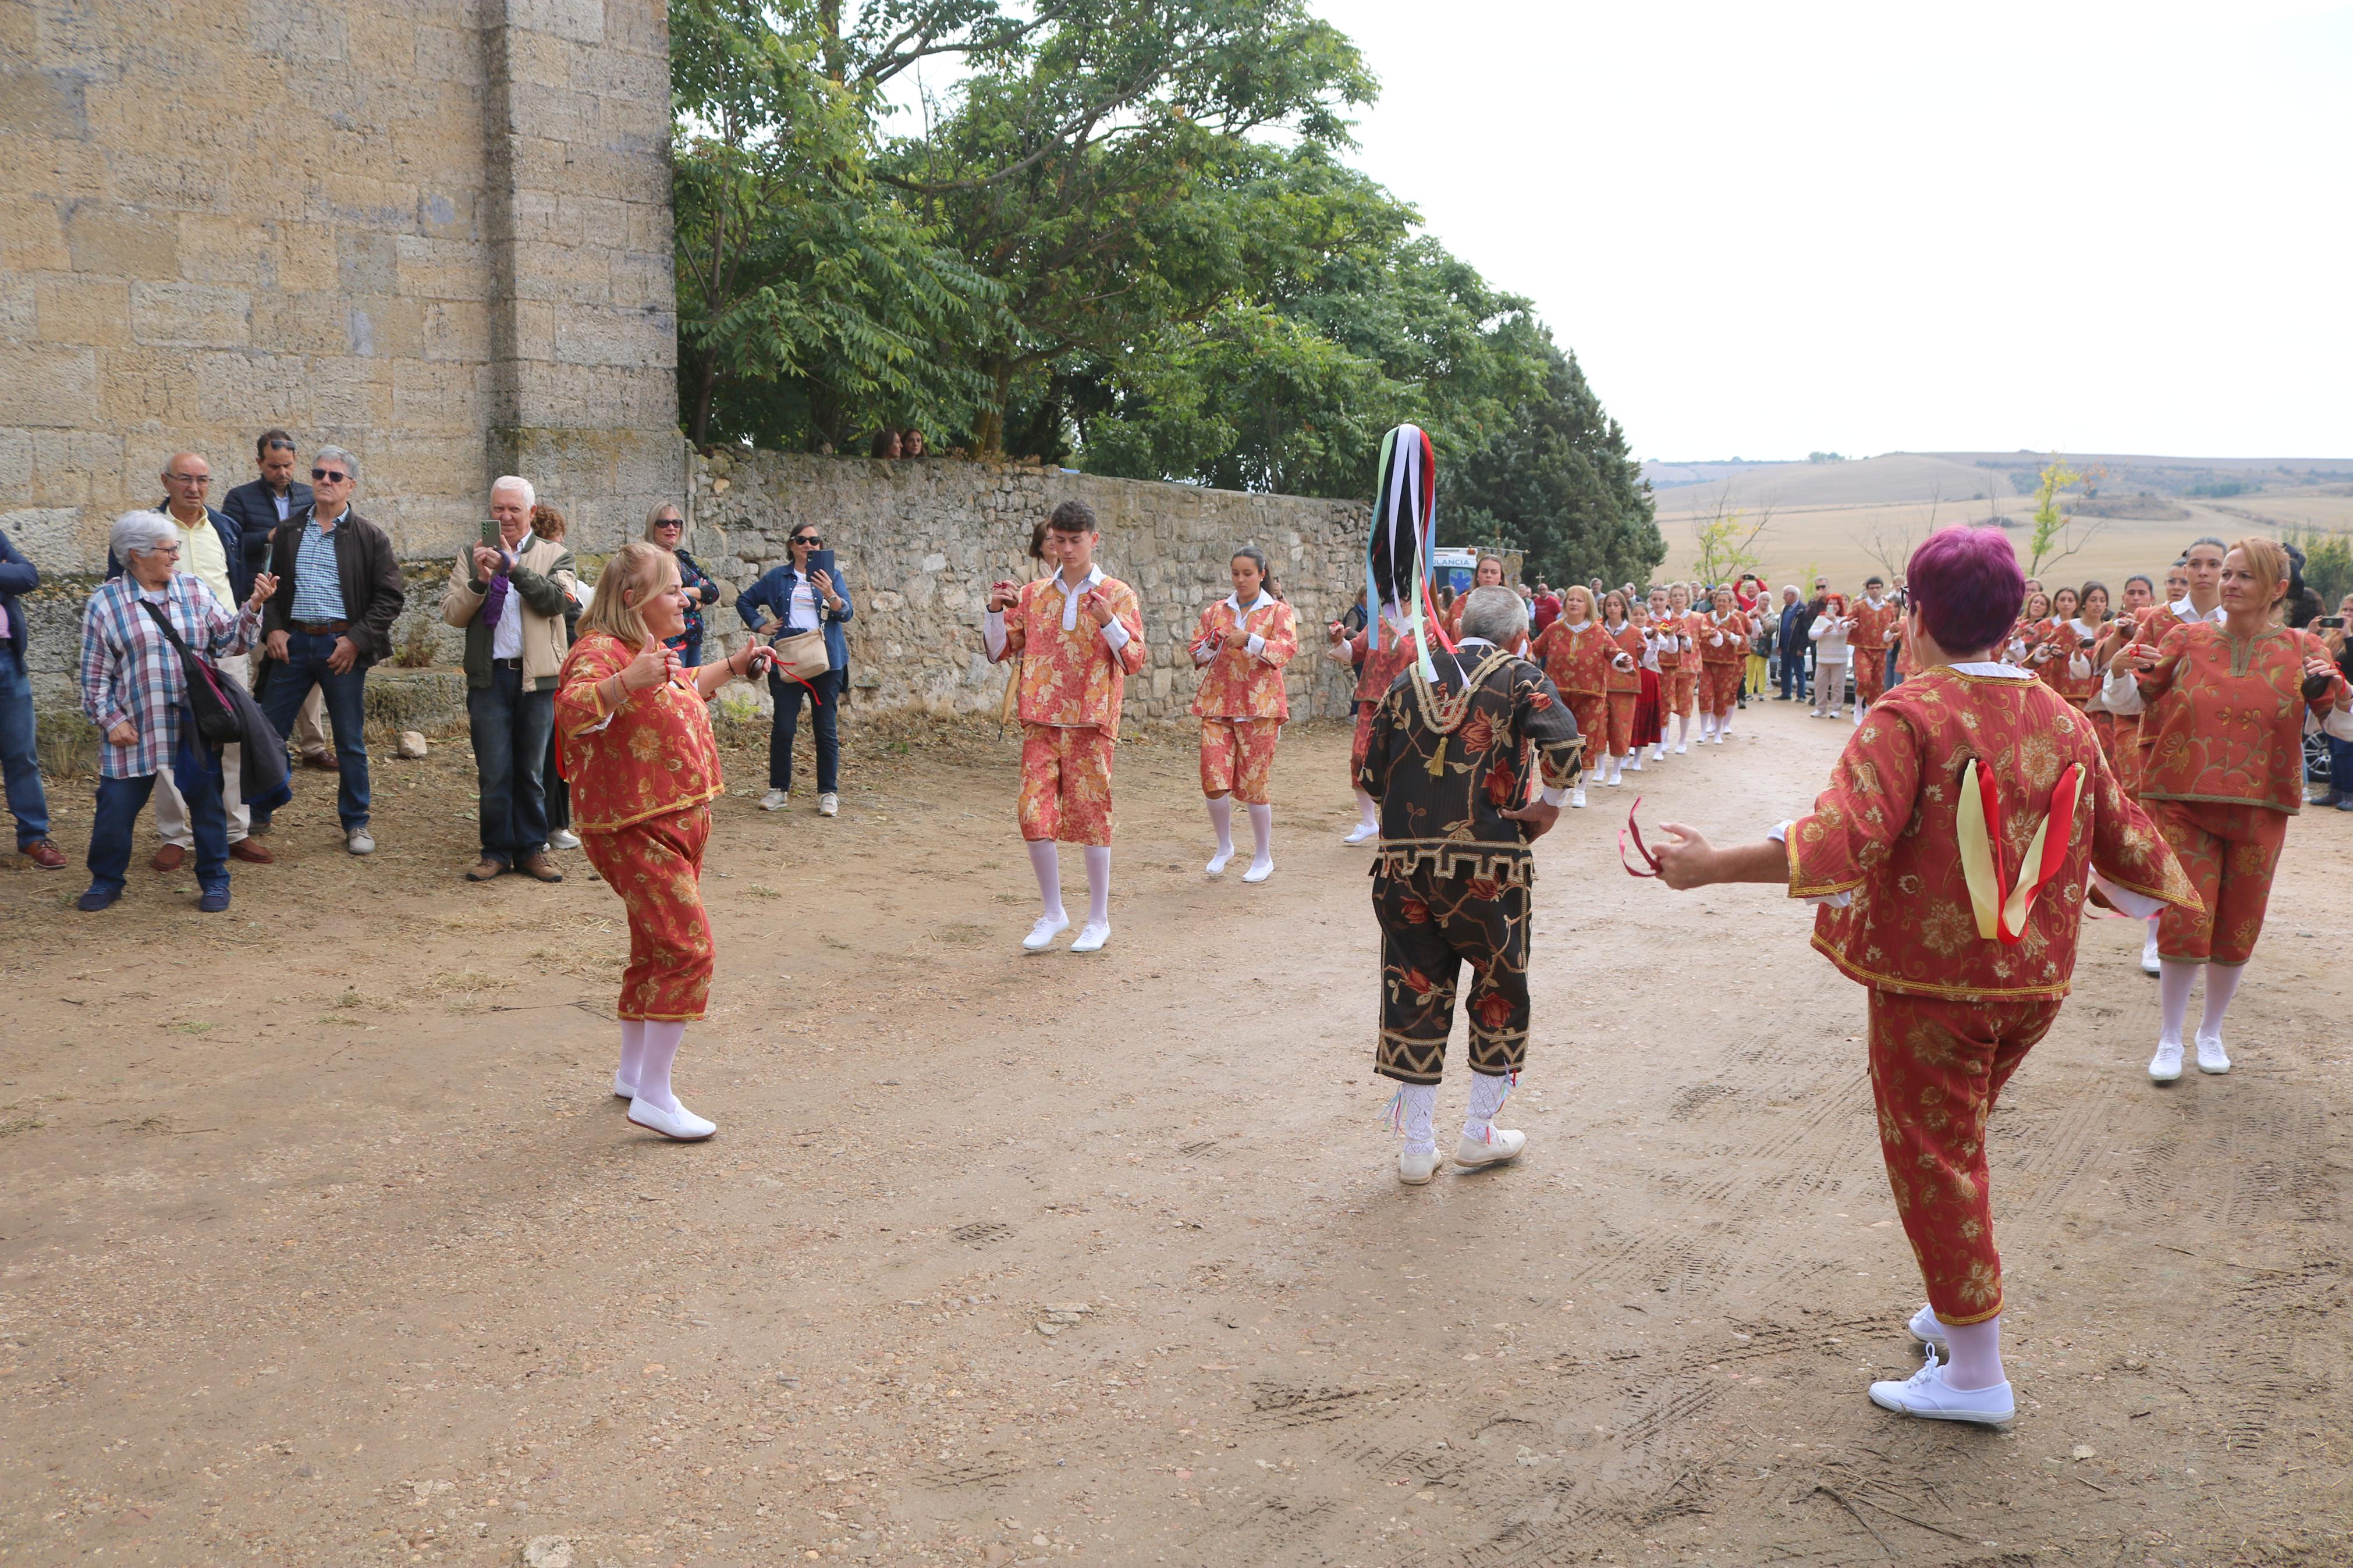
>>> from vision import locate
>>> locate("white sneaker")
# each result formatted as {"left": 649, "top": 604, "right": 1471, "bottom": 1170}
{"left": 1454, "top": 1127, "right": 1527, "bottom": 1168}
{"left": 2139, "top": 931, "right": 2161, "bottom": 976}
{"left": 1399, "top": 1146, "right": 1440, "bottom": 1186}
{"left": 612, "top": 1072, "right": 636, "bottom": 1100}
{"left": 1570, "top": 786, "right": 1587, "bottom": 809}
{"left": 1022, "top": 914, "right": 1070, "bottom": 952}
{"left": 1829, "top": 707, "right": 1843, "bottom": 719}
{"left": 628, "top": 1095, "right": 716, "bottom": 1142}
{"left": 1205, "top": 846, "right": 1234, "bottom": 876}
{"left": 2149, "top": 1041, "right": 2184, "bottom": 1082}
{"left": 1675, "top": 740, "right": 1689, "bottom": 754}
{"left": 2195, "top": 1036, "right": 2231, "bottom": 1075}
{"left": 1714, "top": 730, "right": 1727, "bottom": 744}
{"left": 549, "top": 827, "right": 582, "bottom": 851}
{"left": 1649, "top": 744, "right": 1665, "bottom": 761}
{"left": 1907, "top": 1303, "right": 1950, "bottom": 1352}
{"left": 818, "top": 792, "right": 838, "bottom": 817}
{"left": 1242, "top": 858, "right": 1274, "bottom": 884}
{"left": 1605, "top": 765, "right": 1623, "bottom": 787}
{"left": 1626, "top": 752, "right": 1644, "bottom": 772}
{"left": 1867, "top": 1348, "right": 2014, "bottom": 1427}
{"left": 759, "top": 789, "right": 790, "bottom": 812}
{"left": 1344, "top": 821, "right": 1379, "bottom": 845}
{"left": 346, "top": 829, "right": 375, "bottom": 855}
{"left": 1070, "top": 920, "right": 1111, "bottom": 954}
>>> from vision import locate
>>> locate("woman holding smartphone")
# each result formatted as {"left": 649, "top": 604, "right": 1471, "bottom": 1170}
{"left": 736, "top": 524, "right": 853, "bottom": 817}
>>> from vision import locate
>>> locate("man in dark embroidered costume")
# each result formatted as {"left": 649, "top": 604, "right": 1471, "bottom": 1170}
{"left": 1361, "top": 585, "right": 1585, "bottom": 1186}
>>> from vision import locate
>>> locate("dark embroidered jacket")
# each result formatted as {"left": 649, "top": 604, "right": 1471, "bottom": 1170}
{"left": 1359, "top": 645, "right": 1585, "bottom": 886}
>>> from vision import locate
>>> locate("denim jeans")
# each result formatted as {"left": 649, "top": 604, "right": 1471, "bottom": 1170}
{"left": 0, "top": 644, "right": 51, "bottom": 848}
{"left": 468, "top": 663, "right": 555, "bottom": 863}
{"left": 89, "top": 759, "right": 227, "bottom": 897}
{"left": 2332, "top": 734, "right": 2353, "bottom": 804}
{"left": 256, "top": 631, "right": 371, "bottom": 829}
{"left": 1777, "top": 645, "right": 1805, "bottom": 700}
{"left": 769, "top": 668, "right": 841, "bottom": 794}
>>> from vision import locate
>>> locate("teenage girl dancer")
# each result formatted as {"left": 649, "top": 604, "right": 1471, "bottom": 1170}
{"left": 1190, "top": 545, "right": 1298, "bottom": 882}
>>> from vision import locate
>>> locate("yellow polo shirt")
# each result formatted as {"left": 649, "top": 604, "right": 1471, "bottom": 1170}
{"left": 173, "top": 509, "right": 234, "bottom": 611}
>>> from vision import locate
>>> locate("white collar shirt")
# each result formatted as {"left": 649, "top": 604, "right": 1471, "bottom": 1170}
{"left": 1052, "top": 564, "right": 1105, "bottom": 630}
{"left": 2169, "top": 595, "right": 2224, "bottom": 625}
{"left": 491, "top": 531, "right": 535, "bottom": 660}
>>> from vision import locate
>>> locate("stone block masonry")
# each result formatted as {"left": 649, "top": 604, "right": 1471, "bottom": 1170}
{"left": 688, "top": 452, "right": 1371, "bottom": 726}
{"left": 0, "top": 1, "right": 682, "bottom": 570}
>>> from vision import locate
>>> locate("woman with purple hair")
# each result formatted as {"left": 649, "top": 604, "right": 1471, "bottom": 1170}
{"left": 1644, "top": 525, "right": 2199, "bottom": 1430}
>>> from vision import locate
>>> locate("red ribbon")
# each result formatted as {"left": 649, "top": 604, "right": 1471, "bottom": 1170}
{"left": 1619, "top": 795, "right": 1662, "bottom": 878}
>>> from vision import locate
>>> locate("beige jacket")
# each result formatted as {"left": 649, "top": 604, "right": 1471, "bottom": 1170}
{"left": 440, "top": 534, "right": 577, "bottom": 691}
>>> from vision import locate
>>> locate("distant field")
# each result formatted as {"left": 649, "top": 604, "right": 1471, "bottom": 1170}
{"left": 1642, "top": 451, "right": 2353, "bottom": 592}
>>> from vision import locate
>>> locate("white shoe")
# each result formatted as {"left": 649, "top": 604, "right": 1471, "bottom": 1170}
{"left": 1626, "top": 753, "right": 1644, "bottom": 772}
{"left": 2195, "top": 1036, "right": 2231, "bottom": 1075}
{"left": 1399, "top": 1146, "right": 1440, "bottom": 1186}
{"left": 1906, "top": 1303, "right": 1950, "bottom": 1352}
{"left": 1714, "top": 730, "right": 1727, "bottom": 744}
{"left": 1675, "top": 740, "right": 1689, "bottom": 754}
{"left": 628, "top": 1095, "right": 716, "bottom": 1142}
{"left": 1344, "top": 821, "right": 1379, "bottom": 845}
{"left": 2139, "top": 931, "right": 2161, "bottom": 976}
{"left": 1454, "top": 1127, "right": 1527, "bottom": 1168}
{"left": 759, "top": 789, "right": 790, "bottom": 812}
{"left": 1605, "top": 766, "right": 1623, "bottom": 787}
{"left": 1205, "top": 847, "right": 1234, "bottom": 876}
{"left": 612, "top": 1072, "right": 636, "bottom": 1100}
{"left": 1242, "top": 858, "right": 1274, "bottom": 884}
{"left": 1867, "top": 1348, "right": 2014, "bottom": 1427}
{"left": 1570, "top": 786, "right": 1587, "bottom": 809}
{"left": 1070, "top": 920, "right": 1111, "bottom": 954}
{"left": 2149, "top": 1041, "right": 2184, "bottom": 1083}
{"left": 346, "top": 829, "right": 375, "bottom": 855}
{"left": 1022, "top": 914, "right": 1070, "bottom": 952}
{"left": 1829, "top": 707, "right": 1842, "bottom": 719}
{"left": 1649, "top": 744, "right": 1665, "bottom": 761}
{"left": 549, "top": 827, "right": 582, "bottom": 851}
{"left": 818, "top": 792, "right": 838, "bottom": 817}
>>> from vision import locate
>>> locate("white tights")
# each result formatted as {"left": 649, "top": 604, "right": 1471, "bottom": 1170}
{"left": 1035, "top": 840, "right": 1112, "bottom": 926}
{"left": 1353, "top": 787, "right": 1379, "bottom": 830}
{"left": 630, "top": 1021, "right": 687, "bottom": 1111}
{"left": 1943, "top": 1314, "right": 2004, "bottom": 1389}
{"left": 2162, "top": 958, "right": 2245, "bottom": 1047}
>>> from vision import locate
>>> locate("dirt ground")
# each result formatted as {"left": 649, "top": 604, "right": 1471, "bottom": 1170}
{"left": 3, "top": 694, "right": 2348, "bottom": 1567}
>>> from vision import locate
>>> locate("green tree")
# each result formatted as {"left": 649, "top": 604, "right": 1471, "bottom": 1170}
{"left": 2026, "top": 456, "right": 2104, "bottom": 576}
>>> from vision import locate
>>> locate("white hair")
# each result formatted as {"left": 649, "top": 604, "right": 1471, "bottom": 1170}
{"left": 111, "top": 509, "right": 179, "bottom": 564}
{"left": 1458, "top": 584, "right": 1530, "bottom": 645}
{"left": 491, "top": 474, "right": 535, "bottom": 508}
{"left": 313, "top": 443, "right": 361, "bottom": 484}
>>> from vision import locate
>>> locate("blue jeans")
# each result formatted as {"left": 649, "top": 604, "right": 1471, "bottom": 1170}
{"left": 467, "top": 663, "right": 554, "bottom": 863}
{"left": 2333, "top": 734, "right": 2353, "bottom": 805}
{"left": 1886, "top": 645, "right": 1904, "bottom": 690}
{"left": 0, "top": 644, "right": 50, "bottom": 848}
{"left": 1776, "top": 645, "right": 1805, "bottom": 699}
{"left": 89, "top": 756, "right": 226, "bottom": 897}
{"left": 257, "top": 631, "right": 371, "bottom": 829}
{"left": 769, "top": 668, "right": 841, "bottom": 794}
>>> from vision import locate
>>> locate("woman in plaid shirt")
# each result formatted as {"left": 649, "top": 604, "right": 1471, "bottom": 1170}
{"left": 77, "top": 511, "right": 276, "bottom": 912}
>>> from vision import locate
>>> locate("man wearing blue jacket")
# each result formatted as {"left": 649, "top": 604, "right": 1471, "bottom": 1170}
{"left": 0, "top": 528, "right": 63, "bottom": 867}
{"left": 218, "top": 429, "right": 334, "bottom": 771}
{"left": 736, "top": 522, "right": 852, "bottom": 817}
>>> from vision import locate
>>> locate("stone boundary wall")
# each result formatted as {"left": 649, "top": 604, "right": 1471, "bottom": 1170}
{"left": 686, "top": 451, "right": 1371, "bottom": 726}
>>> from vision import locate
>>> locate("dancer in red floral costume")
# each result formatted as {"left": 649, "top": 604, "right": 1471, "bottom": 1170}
{"left": 1188, "top": 545, "right": 1298, "bottom": 883}
{"left": 1651, "top": 526, "right": 2196, "bottom": 1429}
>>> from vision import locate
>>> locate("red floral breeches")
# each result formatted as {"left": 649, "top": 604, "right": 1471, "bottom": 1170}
{"left": 1605, "top": 689, "right": 1637, "bottom": 755}
{"left": 582, "top": 805, "right": 715, "bottom": 1023}
{"left": 1372, "top": 867, "right": 1531, "bottom": 1085}
{"left": 1019, "top": 723, "right": 1115, "bottom": 846}
{"left": 1852, "top": 649, "right": 1890, "bottom": 709}
{"left": 1564, "top": 691, "right": 1607, "bottom": 763}
{"left": 1702, "top": 660, "right": 1744, "bottom": 716}
{"left": 1198, "top": 717, "right": 1280, "bottom": 804}
{"left": 1868, "top": 987, "right": 2063, "bottom": 1326}
{"left": 1668, "top": 667, "right": 1699, "bottom": 717}
{"left": 2152, "top": 798, "right": 2287, "bottom": 966}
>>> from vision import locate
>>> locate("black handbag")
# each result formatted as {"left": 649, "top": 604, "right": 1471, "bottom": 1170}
{"left": 139, "top": 599, "right": 243, "bottom": 748}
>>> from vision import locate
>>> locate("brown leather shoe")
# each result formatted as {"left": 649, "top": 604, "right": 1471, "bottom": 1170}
{"left": 465, "top": 857, "right": 508, "bottom": 882}
{"left": 229, "top": 838, "right": 275, "bottom": 864}
{"left": 151, "top": 844, "right": 186, "bottom": 872}
{"left": 306, "top": 752, "right": 340, "bottom": 772}
{"left": 518, "top": 851, "right": 565, "bottom": 884}
{"left": 23, "top": 840, "right": 66, "bottom": 870}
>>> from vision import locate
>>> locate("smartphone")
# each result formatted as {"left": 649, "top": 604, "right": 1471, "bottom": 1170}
{"left": 2319, "top": 616, "right": 2347, "bottom": 630}
{"left": 479, "top": 517, "right": 500, "bottom": 552}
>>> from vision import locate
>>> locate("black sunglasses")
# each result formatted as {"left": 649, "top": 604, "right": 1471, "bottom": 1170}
{"left": 792, "top": 534, "right": 823, "bottom": 547}
{"left": 312, "top": 468, "right": 350, "bottom": 483}
{"left": 655, "top": 517, "right": 683, "bottom": 529}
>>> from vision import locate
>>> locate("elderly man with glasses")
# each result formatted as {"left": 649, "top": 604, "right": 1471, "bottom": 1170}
{"left": 104, "top": 451, "right": 275, "bottom": 869}
{"left": 251, "top": 445, "right": 406, "bottom": 855}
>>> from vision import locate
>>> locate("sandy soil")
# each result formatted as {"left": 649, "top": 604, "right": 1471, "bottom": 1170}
{"left": 3, "top": 696, "right": 2348, "bottom": 1567}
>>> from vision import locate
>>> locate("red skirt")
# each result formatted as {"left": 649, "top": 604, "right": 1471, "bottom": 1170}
{"left": 1632, "top": 669, "right": 1663, "bottom": 746}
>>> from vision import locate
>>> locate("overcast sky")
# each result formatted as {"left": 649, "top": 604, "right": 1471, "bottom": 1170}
{"left": 1319, "top": 1, "right": 2352, "bottom": 461}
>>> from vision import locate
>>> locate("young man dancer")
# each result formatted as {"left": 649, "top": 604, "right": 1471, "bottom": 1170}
{"left": 985, "top": 500, "right": 1147, "bottom": 954}
{"left": 1848, "top": 574, "right": 1904, "bottom": 714}
{"left": 1650, "top": 527, "right": 2196, "bottom": 1427}
{"left": 1363, "top": 585, "right": 1584, "bottom": 1185}
{"left": 2127, "top": 538, "right": 2351, "bottom": 1081}
{"left": 2102, "top": 539, "right": 2226, "bottom": 975}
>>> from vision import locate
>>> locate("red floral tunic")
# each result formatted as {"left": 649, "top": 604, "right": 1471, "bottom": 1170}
{"left": 1530, "top": 618, "right": 1613, "bottom": 696}
{"left": 2136, "top": 623, "right": 2345, "bottom": 815}
{"left": 1697, "top": 609, "right": 1750, "bottom": 666}
{"left": 1785, "top": 668, "right": 2196, "bottom": 1000}
{"left": 1190, "top": 596, "right": 1299, "bottom": 720}
{"left": 554, "top": 631, "right": 726, "bottom": 833}
{"left": 1603, "top": 623, "right": 1644, "bottom": 693}
{"left": 995, "top": 571, "right": 1148, "bottom": 735}
{"left": 1348, "top": 621, "right": 1438, "bottom": 705}
{"left": 1848, "top": 596, "right": 1902, "bottom": 656}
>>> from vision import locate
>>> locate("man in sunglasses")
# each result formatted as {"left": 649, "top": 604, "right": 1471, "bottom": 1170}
{"left": 251, "top": 445, "right": 406, "bottom": 855}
